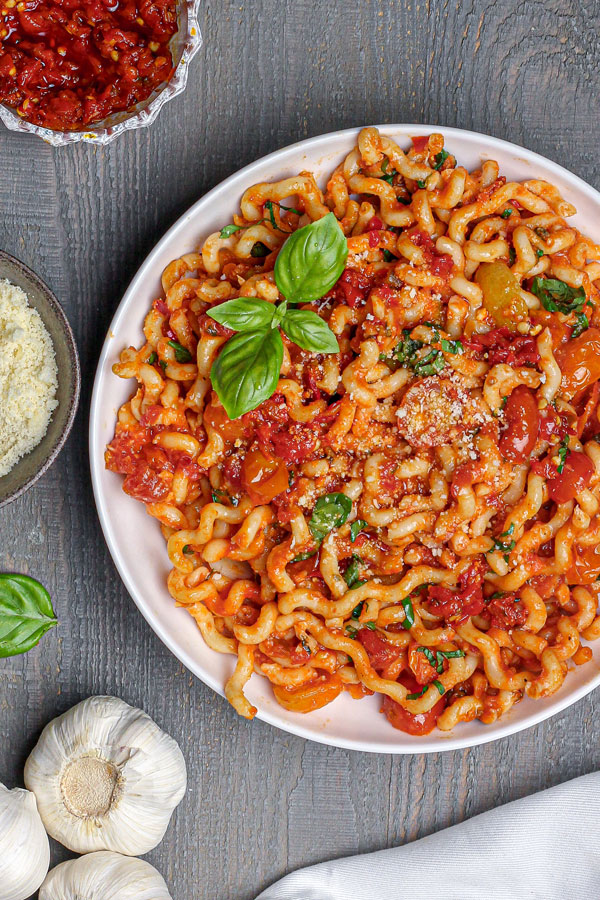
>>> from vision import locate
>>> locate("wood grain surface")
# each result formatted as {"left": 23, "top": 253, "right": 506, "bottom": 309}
{"left": 1, "top": 1, "right": 599, "bottom": 897}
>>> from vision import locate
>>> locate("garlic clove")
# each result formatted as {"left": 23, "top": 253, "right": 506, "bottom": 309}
{"left": 39, "top": 851, "right": 173, "bottom": 900}
{"left": 24, "top": 695, "right": 187, "bottom": 856}
{"left": 0, "top": 781, "right": 50, "bottom": 900}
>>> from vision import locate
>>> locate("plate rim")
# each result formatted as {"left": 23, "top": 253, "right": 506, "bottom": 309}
{"left": 90, "top": 122, "right": 600, "bottom": 754}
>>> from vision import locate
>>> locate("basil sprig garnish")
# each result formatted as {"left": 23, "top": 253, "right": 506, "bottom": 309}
{"left": 0, "top": 574, "right": 57, "bottom": 657}
{"left": 530, "top": 277, "right": 587, "bottom": 315}
{"left": 309, "top": 492, "right": 352, "bottom": 542}
{"left": 208, "top": 213, "right": 346, "bottom": 418}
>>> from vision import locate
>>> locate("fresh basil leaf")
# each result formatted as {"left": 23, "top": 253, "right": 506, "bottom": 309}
{"left": 274, "top": 212, "right": 348, "bottom": 303}
{"left": 309, "top": 492, "right": 352, "bottom": 542}
{"left": 530, "top": 277, "right": 587, "bottom": 314}
{"left": 167, "top": 340, "right": 193, "bottom": 363}
{"left": 271, "top": 300, "right": 288, "bottom": 329}
{"left": 432, "top": 679, "right": 445, "bottom": 695}
{"left": 251, "top": 241, "right": 271, "bottom": 258}
{"left": 147, "top": 351, "right": 157, "bottom": 365}
{"left": 281, "top": 309, "right": 339, "bottom": 354}
{"left": 500, "top": 208, "right": 513, "bottom": 219}
{"left": 0, "top": 574, "right": 57, "bottom": 657}
{"left": 208, "top": 298, "right": 276, "bottom": 333}
{"left": 350, "top": 519, "right": 367, "bottom": 542}
{"left": 220, "top": 223, "right": 245, "bottom": 238}
{"left": 210, "top": 328, "right": 283, "bottom": 419}
{"left": 182, "top": 544, "right": 194, "bottom": 555}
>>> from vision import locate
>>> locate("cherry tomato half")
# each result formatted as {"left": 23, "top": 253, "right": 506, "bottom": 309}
{"left": 381, "top": 674, "right": 446, "bottom": 736}
{"left": 242, "top": 446, "right": 288, "bottom": 505}
{"left": 273, "top": 671, "right": 343, "bottom": 713}
{"left": 500, "top": 385, "right": 539, "bottom": 462}
{"left": 555, "top": 328, "right": 600, "bottom": 400}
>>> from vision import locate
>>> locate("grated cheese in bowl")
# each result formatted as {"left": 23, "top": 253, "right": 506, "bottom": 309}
{"left": 0, "top": 278, "right": 58, "bottom": 478}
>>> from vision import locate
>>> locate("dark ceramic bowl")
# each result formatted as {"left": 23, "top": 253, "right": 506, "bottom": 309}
{"left": 0, "top": 252, "right": 80, "bottom": 508}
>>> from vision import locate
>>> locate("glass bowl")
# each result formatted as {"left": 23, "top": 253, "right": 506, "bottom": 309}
{"left": 0, "top": 0, "right": 201, "bottom": 147}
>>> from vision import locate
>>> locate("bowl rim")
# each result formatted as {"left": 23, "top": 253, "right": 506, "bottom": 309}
{"left": 90, "top": 123, "right": 600, "bottom": 753}
{"left": 0, "top": 250, "right": 81, "bottom": 508}
{"left": 0, "top": 0, "right": 202, "bottom": 146}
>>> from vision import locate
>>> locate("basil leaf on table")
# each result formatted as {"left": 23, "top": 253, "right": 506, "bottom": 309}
{"left": 274, "top": 212, "right": 348, "bottom": 303}
{"left": 210, "top": 328, "right": 283, "bottom": 419}
{"left": 530, "top": 277, "right": 587, "bottom": 314}
{"left": 208, "top": 298, "right": 277, "bottom": 332}
{"left": 0, "top": 574, "right": 57, "bottom": 657}
{"left": 281, "top": 309, "right": 339, "bottom": 353}
{"left": 309, "top": 492, "right": 352, "bottom": 542}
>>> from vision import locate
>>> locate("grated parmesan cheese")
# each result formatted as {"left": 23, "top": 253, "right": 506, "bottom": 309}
{"left": 0, "top": 279, "right": 58, "bottom": 477}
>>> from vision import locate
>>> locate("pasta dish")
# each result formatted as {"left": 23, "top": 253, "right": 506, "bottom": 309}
{"left": 105, "top": 127, "right": 600, "bottom": 735}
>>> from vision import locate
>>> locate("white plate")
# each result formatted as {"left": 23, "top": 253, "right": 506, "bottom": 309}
{"left": 90, "top": 125, "right": 600, "bottom": 753}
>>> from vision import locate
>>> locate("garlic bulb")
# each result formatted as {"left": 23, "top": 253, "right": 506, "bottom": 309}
{"left": 39, "top": 851, "right": 173, "bottom": 900}
{"left": 0, "top": 781, "right": 50, "bottom": 900}
{"left": 24, "top": 695, "right": 187, "bottom": 855}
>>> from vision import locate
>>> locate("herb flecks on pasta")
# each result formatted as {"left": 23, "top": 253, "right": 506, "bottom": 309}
{"left": 106, "top": 128, "right": 600, "bottom": 736}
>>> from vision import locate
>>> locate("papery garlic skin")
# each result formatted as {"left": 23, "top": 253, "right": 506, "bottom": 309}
{"left": 0, "top": 782, "right": 50, "bottom": 900}
{"left": 39, "top": 851, "right": 173, "bottom": 900}
{"left": 24, "top": 695, "right": 187, "bottom": 855}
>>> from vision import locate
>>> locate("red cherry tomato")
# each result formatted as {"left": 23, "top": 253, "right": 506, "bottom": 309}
{"left": 549, "top": 451, "right": 594, "bottom": 504}
{"left": 500, "top": 385, "right": 540, "bottom": 462}
{"left": 382, "top": 674, "right": 446, "bottom": 736}
{"left": 242, "top": 447, "right": 288, "bottom": 505}
{"left": 357, "top": 629, "right": 402, "bottom": 673}
{"left": 555, "top": 328, "right": 600, "bottom": 399}
{"left": 566, "top": 544, "right": 600, "bottom": 585}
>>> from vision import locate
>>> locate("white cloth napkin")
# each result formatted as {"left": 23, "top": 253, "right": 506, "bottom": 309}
{"left": 256, "top": 772, "right": 599, "bottom": 899}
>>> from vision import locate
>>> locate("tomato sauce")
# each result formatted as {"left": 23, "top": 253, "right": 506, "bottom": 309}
{"left": 0, "top": 0, "right": 177, "bottom": 131}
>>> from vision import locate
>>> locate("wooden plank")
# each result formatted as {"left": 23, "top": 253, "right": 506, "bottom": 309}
{"left": 1, "top": 1, "right": 600, "bottom": 897}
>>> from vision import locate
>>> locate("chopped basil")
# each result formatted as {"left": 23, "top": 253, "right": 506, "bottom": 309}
{"left": 509, "top": 247, "right": 516, "bottom": 265}
{"left": 219, "top": 223, "right": 246, "bottom": 238}
{"left": 500, "top": 208, "right": 513, "bottom": 219}
{"left": 441, "top": 338, "right": 463, "bottom": 354}
{"left": 417, "top": 646, "right": 436, "bottom": 667}
{"left": 159, "top": 359, "right": 167, "bottom": 372}
{"left": 365, "top": 621, "right": 377, "bottom": 630}
{"left": 491, "top": 526, "right": 516, "bottom": 564}
{"left": 393, "top": 330, "right": 423, "bottom": 366}
{"left": 182, "top": 545, "right": 194, "bottom": 555}
{"left": 432, "top": 679, "right": 445, "bottom": 695}
{"left": 536, "top": 249, "right": 544, "bottom": 258}
{"left": 489, "top": 591, "right": 504, "bottom": 600}
{"left": 402, "top": 596, "right": 414, "bottom": 630}
{"left": 413, "top": 348, "right": 445, "bottom": 376}
{"left": 290, "top": 550, "right": 317, "bottom": 564}
{"left": 350, "top": 519, "right": 367, "bottom": 542}
{"left": 572, "top": 312, "right": 589, "bottom": 338}
{"left": 250, "top": 241, "right": 271, "bottom": 257}
{"left": 309, "top": 492, "right": 352, "bottom": 542}
{"left": 344, "top": 555, "right": 365, "bottom": 590}
{"left": 557, "top": 435, "right": 569, "bottom": 474}
{"left": 211, "top": 488, "right": 238, "bottom": 507}
{"left": 500, "top": 395, "right": 508, "bottom": 410}
{"left": 406, "top": 685, "right": 428, "bottom": 700}
{"left": 416, "top": 179, "right": 426, "bottom": 189}
{"left": 147, "top": 351, "right": 157, "bottom": 365}
{"left": 433, "top": 149, "right": 449, "bottom": 170}
{"left": 500, "top": 524, "right": 515, "bottom": 537}
{"left": 382, "top": 249, "right": 397, "bottom": 262}
{"left": 530, "top": 277, "right": 586, "bottom": 315}
{"left": 168, "top": 340, "right": 193, "bottom": 363}
{"left": 345, "top": 624, "right": 358, "bottom": 639}
{"left": 351, "top": 600, "right": 364, "bottom": 619}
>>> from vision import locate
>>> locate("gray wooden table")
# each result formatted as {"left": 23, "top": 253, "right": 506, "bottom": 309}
{"left": 1, "top": 1, "right": 599, "bottom": 897}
